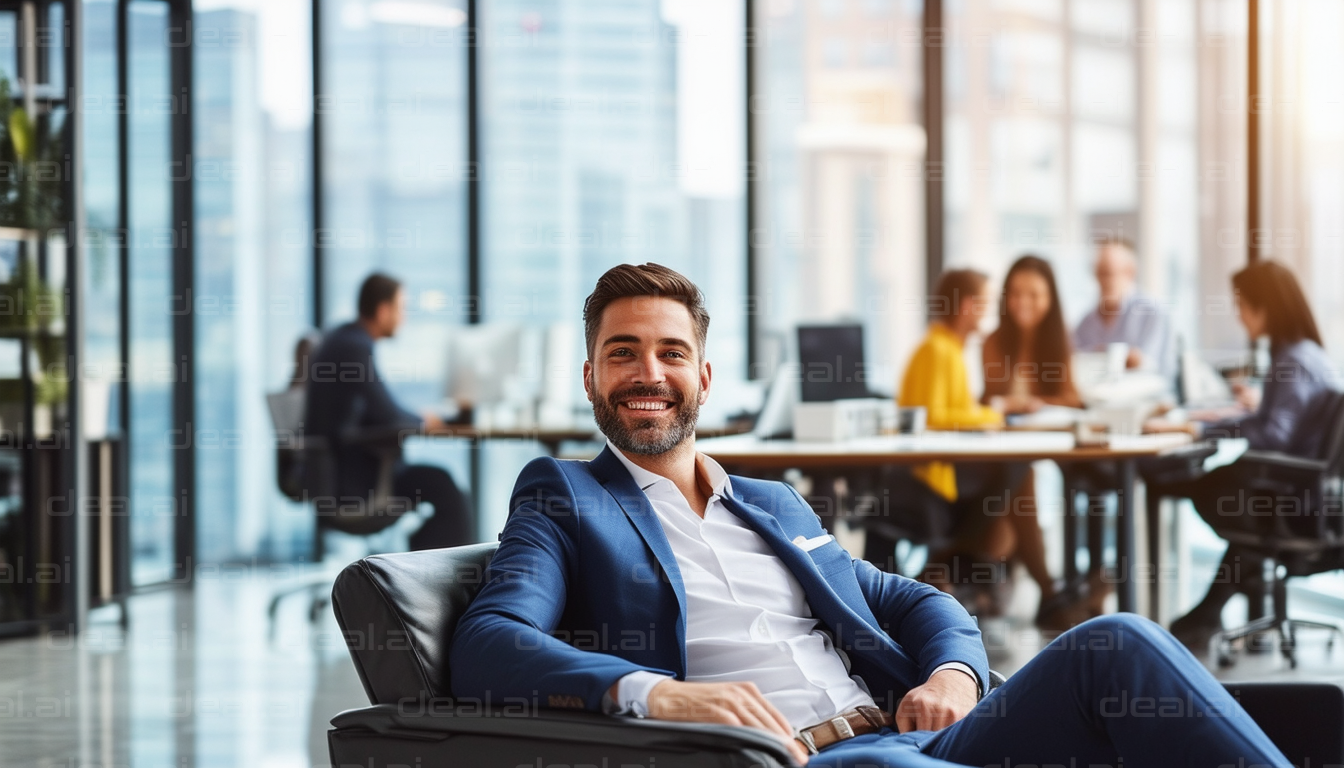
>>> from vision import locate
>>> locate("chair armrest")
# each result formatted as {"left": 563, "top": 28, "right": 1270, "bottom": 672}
{"left": 1238, "top": 450, "right": 1327, "bottom": 474}
{"left": 1138, "top": 440, "right": 1220, "bottom": 485}
{"left": 340, "top": 425, "right": 415, "bottom": 452}
{"left": 330, "top": 704, "right": 798, "bottom": 766}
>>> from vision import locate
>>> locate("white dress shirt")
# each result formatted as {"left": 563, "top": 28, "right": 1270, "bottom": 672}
{"left": 603, "top": 443, "right": 977, "bottom": 729}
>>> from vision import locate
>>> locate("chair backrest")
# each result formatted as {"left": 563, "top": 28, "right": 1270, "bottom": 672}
{"left": 266, "top": 388, "right": 306, "bottom": 434}
{"left": 1319, "top": 389, "right": 1344, "bottom": 476}
{"left": 267, "top": 389, "right": 308, "bottom": 502}
{"left": 302, "top": 434, "right": 406, "bottom": 535}
{"left": 1315, "top": 390, "right": 1344, "bottom": 537}
{"left": 331, "top": 542, "right": 498, "bottom": 705}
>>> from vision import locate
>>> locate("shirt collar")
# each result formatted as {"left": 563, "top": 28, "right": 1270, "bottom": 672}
{"left": 1099, "top": 291, "right": 1139, "bottom": 318}
{"left": 606, "top": 439, "right": 732, "bottom": 499}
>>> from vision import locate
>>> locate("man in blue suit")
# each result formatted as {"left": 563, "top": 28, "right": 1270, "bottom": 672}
{"left": 451, "top": 263, "right": 1288, "bottom": 767}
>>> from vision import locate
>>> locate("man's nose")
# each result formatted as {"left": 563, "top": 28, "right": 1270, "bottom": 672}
{"left": 631, "top": 352, "right": 668, "bottom": 383}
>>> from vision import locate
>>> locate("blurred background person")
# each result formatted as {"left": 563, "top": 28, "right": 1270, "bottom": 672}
{"left": 305, "top": 273, "right": 475, "bottom": 550}
{"left": 1146, "top": 259, "right": 1341, "bottom": 648}
{"left": 886, "top": 268, "right": 1079, "bottom": 628}
{"left": 1074, "top": 237, "right": 1174, "bottom": 377}
{"left": 980, "top": 255, "right": 1087, "bottom": 628}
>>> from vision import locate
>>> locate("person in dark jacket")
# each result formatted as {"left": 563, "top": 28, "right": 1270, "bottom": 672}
{"left": 305, "top": 273, "right": 474, "bottom": 550}
{"left": 1147, "top": 259, "right": 1340, "bottom": 647}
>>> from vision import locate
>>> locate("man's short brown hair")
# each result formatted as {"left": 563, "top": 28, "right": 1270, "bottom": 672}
{"left": 931, "top": 268, "right": 989, "bottom": 319}
{"left": 583, "top": 263, "right": 710, "bottom": 360}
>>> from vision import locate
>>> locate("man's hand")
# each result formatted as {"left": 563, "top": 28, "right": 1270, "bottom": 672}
{"left": 421, "top": 410, "right": 447, "bottom": 432}
{"left": 646, "top": 679, "right": 810, "bottom": 765}
{"left": 1126, "top": 348, "right": 1144, "bottom": 369}
{"left": 895, "top": 669, "right": 978, "bottom": 733}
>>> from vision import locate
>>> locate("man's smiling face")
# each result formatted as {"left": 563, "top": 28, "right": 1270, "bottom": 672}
{"left": 583, "top": 296, "right": 711, "bottom": 455}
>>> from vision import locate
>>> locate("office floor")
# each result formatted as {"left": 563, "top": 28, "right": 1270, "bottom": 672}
{"left": 0, "top": 567, "right": 1341, "bottom": 768}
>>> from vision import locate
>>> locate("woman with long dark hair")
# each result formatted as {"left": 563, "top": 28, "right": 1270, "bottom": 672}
{"left": 970, "top": 256, "right": 1087, "bottom": 628}
{"left": 1150, "top": 259, "right": 1340, "bottom": 647}
{"left": 981, "top": 255, "right": 1083, "bottom": 413}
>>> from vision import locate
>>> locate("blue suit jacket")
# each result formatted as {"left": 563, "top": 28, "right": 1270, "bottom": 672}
{"left": 449, "top": 447, "right": 989, "bottom": 713}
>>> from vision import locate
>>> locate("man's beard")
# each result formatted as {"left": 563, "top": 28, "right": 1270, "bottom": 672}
{"left": 592, "top": 382, "right": 700, "bottom": 455}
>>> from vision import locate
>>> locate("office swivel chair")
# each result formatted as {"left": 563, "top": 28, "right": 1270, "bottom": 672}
{"left": 265, "top": 386, "right": 410, "bottom": 628}
{"left": 1206, "top": 389, "right": 1344, "bottom": 668}
{"left": 326, "top": 543, "right": 1343, "bottom": 767}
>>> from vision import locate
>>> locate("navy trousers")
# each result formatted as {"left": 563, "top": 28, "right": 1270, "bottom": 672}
{"left": 809, "top": 615, "right": 1289, "bottom": 768}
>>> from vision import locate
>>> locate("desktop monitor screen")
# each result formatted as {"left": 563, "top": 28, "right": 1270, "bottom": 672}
{"left": 797, "top": 324, "right": 869, "bottom": 402}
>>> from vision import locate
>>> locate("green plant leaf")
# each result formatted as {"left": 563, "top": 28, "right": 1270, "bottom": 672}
{"left": 9, "top": 107, "right": 32, "bottom": 162}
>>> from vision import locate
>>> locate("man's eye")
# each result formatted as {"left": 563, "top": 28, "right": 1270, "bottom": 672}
{"left": 610, "top": 348, "right": 632, "bottom": 357}
{"left": 663, "top": 351, "right": 685, "bottom": 359}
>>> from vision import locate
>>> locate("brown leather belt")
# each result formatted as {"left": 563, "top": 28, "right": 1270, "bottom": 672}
{"left": 796, "top": 706, "right": 894, "bottom": 754}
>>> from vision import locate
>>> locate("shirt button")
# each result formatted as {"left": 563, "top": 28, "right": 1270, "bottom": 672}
{"left": 755, "top": 616, "right": 769, "bottom": 638}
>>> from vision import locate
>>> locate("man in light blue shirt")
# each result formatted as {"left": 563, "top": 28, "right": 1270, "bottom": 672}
{"left": 1073, "top": 238, "right": 1174, "bottom": 378}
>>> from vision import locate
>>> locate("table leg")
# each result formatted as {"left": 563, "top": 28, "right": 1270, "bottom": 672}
{"left": 1062, "top": 482, "right": 1079, "bottom": 585}
{"left": 1117, "top": 458, "right": 1137, "bottom": 613}
{"left": 1146, "top": 486, "right": 1163, "bottom": 622}
{"left": 469, "top": 439, "right": 482, "bottom": 537}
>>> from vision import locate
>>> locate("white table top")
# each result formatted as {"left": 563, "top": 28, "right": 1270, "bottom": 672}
{"left": 695, "top": 431, "right": 1193, "bottom": 467}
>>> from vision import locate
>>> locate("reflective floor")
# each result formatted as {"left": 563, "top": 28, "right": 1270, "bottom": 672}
{"left": 0, "top": 567, "right": 368, "bottom": 768}
{"left": 0, "top": 564, "right": 1341, "bottom": 767}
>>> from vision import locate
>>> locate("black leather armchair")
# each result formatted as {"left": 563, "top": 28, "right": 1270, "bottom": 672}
{"left": 328, "top": 543, "right": 799, "bottom": 767}
{"left": 327, "top": 543, "right": 1344, "bottom": 767}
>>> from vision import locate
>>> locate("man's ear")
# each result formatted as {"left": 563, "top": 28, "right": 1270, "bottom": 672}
{"left": 699, "top": 360, "right": 712, "bottom": 405}
{"left": 582, "top": 360, "right": 594, "bottom": 402}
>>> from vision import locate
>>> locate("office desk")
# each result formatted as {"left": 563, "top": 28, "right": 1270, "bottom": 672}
{"left": 698, "top": 431, "right": 1192, "bottom": 615}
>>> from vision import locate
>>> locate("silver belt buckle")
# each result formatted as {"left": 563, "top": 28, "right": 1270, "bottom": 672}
{"left": 797, "top": 729, "right": 819, "bottom": 755}
{"left": 831, "top": 715, "right": 855, "bottom": 740}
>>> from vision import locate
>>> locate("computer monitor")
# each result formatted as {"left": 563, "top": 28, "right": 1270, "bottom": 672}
{"left": 443, "top": 324, "right": 528, "bottom": 407}
{"left": 797, "top": 324, "right": 869, "bottom": 402}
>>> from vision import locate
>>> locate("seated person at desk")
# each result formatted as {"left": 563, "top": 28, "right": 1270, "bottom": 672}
{"left": 1146, "top": 259, "right": 1340, "bottom": 648}
{"left": 897, "top": 270, "right": 1021, "bottom": 618}
{"left": 305, "top": 273, "right": 474, "bottom": 550}
{"left": 980, "top": 256, "right": 1088, "bottom": 626}
{"left": 450, "top": 262, "right": 1288, "bottom": 768}
{"left": 1073, "top": 237, "right": 1174, "bottom": 377}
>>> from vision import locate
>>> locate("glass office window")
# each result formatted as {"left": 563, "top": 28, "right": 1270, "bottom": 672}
{"left": 82, "top": 0, "right": 121, "bottom": 382}
{"left": 317, "top": 0, "right": 471, "bottom": 524}
{"left": 1254, "top": 0, "right": 1344, "bottom": 603}
{"left": 193, "top": 1, "right": 314, "bottom": 563}
{"left": 479, "top": 0, "right": 747, "bottom": 536}
{"left": 944, "top": 0, "right": 1235, "bottom": 352}
{"left": 1150, "top": 0, "right": 1201, "bottom": 362}
{"left": 1257, "top": 0, "right": 1344, "bottom": 366}
{"left": 126, "top": 0, "right": 175, "bottom": 586}
{"left": 756, "top": 0, "right": 924, "bottom": 385}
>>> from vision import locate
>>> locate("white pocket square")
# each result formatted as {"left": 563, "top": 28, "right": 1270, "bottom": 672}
{"left": 792, "top": 534, "right": 834, "bottom": 552}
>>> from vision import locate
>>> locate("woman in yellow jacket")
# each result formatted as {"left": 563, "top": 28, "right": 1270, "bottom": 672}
{"left": 884, "top": 269, "right": 1075, "bottom": 628}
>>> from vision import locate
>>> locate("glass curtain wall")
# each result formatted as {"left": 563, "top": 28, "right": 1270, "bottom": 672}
{"left": 942, "top": 0, "right": 1236, "bottom": 352}
{"left": 478, "top": 0, "right": 747, "bottom": 534}
{"left": 1254, "top": 0, "right": 1344, "bottom": 602}
{"left": 754, "top": 0, "right": 925, "bottom": 388}
{"left": 126, "top": 0, "right": 176, "bottom": 586}
{"left": 193, "top": 1, "right": 314, "bottom": 564}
